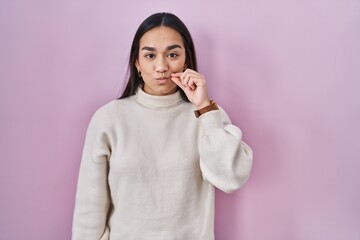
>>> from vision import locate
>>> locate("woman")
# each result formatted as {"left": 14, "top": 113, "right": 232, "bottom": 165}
{"left": 72, "top": 12, "right": 253, "bottom": 240}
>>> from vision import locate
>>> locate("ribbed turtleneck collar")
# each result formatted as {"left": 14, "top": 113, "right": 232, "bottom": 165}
{"left": 135, "top": 87, "right": 183, "bottom": 109}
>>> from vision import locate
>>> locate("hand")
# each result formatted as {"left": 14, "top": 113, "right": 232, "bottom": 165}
{"left": 171, "top": 69, "right": 211, "bottom": 109}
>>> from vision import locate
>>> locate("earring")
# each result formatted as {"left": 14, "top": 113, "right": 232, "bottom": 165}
{"left": 137, "top": 69, "right": 142, "bottom": 78}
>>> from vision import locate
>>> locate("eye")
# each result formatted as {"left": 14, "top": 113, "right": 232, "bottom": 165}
{"left": 145, "top": 53, "right": 155, "bottom": 59}
{"left": 168, "top": 53, "right": 178, "bottom": 58}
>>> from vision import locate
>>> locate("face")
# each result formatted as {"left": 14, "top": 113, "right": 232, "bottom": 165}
{"left": 135, "top": 26, "right": 187, "bottom": 96}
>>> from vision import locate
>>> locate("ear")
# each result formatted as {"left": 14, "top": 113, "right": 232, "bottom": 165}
{"left": 135, "top": 60, "right": 140, "bottom": 70}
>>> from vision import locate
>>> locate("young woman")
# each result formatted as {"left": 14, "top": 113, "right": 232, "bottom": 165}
{"left": 72, "top": 12, "right": 253, "bottom": 240}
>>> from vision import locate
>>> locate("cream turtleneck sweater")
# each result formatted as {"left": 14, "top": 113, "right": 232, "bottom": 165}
{"left": 72, "top": 88, "right": 253, "bottom": 240}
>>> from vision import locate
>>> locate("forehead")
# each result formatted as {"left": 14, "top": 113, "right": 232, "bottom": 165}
{"left": 139, "top": 26, "right": 184, "bottom": 49}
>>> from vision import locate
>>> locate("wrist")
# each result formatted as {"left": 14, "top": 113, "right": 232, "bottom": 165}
{"left": 196, "top": 100, "right": 211, "bottom": 109}
{"left": 194, "top": 100, "right": 219, "bottom": 118}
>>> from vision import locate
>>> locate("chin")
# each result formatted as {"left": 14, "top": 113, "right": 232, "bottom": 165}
{"left": 159, "top": 86, "right": 178, "bottom": 95}
{"left": 145, "top": 83, "right": 178, "bottom": 96}
{"left": 153, "top": 86, "right": 178, "bottom": 96}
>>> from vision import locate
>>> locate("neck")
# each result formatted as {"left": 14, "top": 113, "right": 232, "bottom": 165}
{"left": 135, "top": 87, "right": 183, "bottom": 109}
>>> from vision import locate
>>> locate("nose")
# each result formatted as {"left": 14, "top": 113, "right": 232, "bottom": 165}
{"left": 155, "top": 56, "right": 168, "bottom": 73}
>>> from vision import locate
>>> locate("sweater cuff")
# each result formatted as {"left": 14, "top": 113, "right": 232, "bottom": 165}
{"left": 199, "top": 109, "right": 223, "bottom": 133}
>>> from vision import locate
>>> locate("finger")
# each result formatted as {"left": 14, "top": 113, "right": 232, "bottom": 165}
{"left": 188, "top": 77, "right": 196, "bottom": 90}
{"left": 171, "top": 76, "right": 194, "bottom": 97}
{"left": 170, "top": 76, "right": 186, "bottom": 91}
{"left": 172, "top": 72, "right": 188, "bottom": 86}
{"left": 182, "top": 74, "right": 191, "bottom": 86}
{"left": 183, "top": 69, "right": 202, "bottom": 77}
{"left": 171, "top": 72, "right": 183, "bottom": 77}
{"left": 180, "top": 72, "right": 187, "bottom": 85}
{"left": 172, "top": 71, "right": 203, "bottom": 90}
{"left": 182, "top": 72, "right": 199, "bottom": 86}
{"left": 191, "top": 74, "right": 206, "bottom": 87}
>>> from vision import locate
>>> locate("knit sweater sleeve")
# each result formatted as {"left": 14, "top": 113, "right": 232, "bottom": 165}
{"left": 72, "top": 108, "right": 111, "bottom": 240}
{"left": 198, "top": 108, "right": 253, "bottom": 193}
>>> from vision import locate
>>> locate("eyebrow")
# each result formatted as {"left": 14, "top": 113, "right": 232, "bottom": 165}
{"left": 141, "top": 44, "right": 182, "bottom": 51}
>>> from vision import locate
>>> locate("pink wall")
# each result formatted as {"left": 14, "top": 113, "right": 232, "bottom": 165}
{"left": 1, "top": 0, "right": 359, "bottom": 239}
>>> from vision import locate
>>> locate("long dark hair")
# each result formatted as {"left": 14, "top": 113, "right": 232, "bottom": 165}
{"left": 119, "top": 12, "right": 197, "bottom": 101}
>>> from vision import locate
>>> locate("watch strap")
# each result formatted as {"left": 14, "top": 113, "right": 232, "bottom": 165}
{"left": 194, "top": 100, "right": 219, "bottom": 118}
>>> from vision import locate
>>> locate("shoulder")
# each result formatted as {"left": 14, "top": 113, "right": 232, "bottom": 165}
{"left": 94, "top": 96, "right": 135, "bottom": 116}
{"left": 91, "top": 100, "right": 116, "bottom": 120}
{"left": 89, "top": 97, "right": 135, "bottom": 125}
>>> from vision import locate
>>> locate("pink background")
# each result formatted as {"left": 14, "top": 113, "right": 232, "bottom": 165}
{"left": 1, "top": 0, "right": 359, "bottom": 239}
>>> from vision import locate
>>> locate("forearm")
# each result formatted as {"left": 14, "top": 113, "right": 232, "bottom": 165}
{"left": 198, "top": 109, "right": 253, "bottom": 193}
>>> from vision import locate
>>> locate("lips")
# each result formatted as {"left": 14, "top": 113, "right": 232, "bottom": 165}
{"left": 156, "top": 77, "right": 169, "bottom": 80}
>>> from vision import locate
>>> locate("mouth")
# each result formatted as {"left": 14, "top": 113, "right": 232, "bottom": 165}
{"left": 156, "top": 77, "right": 170, "bottom": 81}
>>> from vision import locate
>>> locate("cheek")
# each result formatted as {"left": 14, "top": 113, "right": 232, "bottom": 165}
{"left": 138, "top": 61, "right": 153, "bottom": 73}
{"left": 170, "top": 59, "right": 186, "bottom": 71}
